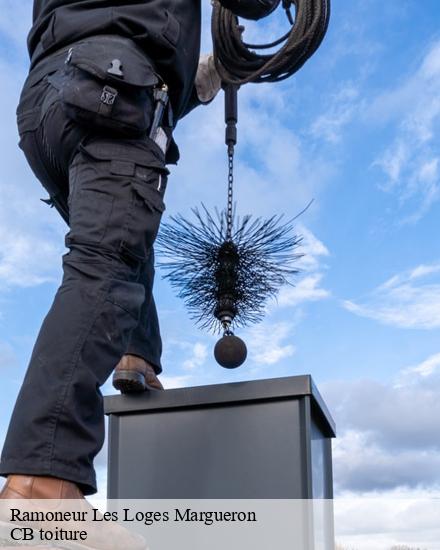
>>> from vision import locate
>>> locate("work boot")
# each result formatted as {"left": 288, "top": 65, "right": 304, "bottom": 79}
{"left": 112, "top": 354, "right": 164, "bottom": 394}
{"left": 0, "top": 474, "right": 84, "bottom": 500}
{"left": 0, "top": 475, "right": 146, "bottom": 550}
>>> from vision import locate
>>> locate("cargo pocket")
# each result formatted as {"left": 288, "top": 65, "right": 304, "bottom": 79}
{"left": 131, "top": 165, "right": 167, "bottom": 214}
{"left": 58, "top": 35, "right": 159, "bottom": 136}
{"left": 72, "top": 138, "right": 169, "bottom": 262}
{"left": 115, "top": 160, "right": 168, "bottom": 263}
{"left": 66, "top": 144, "right": 116, "bottom": 247}
{"left": 68, "top": 187, "right": 114, "bottom": 245}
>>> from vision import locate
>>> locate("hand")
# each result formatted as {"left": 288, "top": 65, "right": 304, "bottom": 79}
{"left": 195, "top": 53, "right": 222, "bottom": 104}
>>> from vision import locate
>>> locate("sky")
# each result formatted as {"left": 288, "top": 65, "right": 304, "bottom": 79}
{"left": 0, "top": 0, "right": 440, "bottom": 518}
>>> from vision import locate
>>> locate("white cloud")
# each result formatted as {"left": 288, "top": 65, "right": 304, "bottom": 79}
{"left": 171, "top": 74, "right": 335, "bottom": 228}
{"left": 343, "top": 262, "right": 440, "bottom": 329}
{"left": 310, "top": 83, "right": 360, "bottom": 144}
{"left": 245, "top": 322, "right": 296, "bottom": 365}
{"left": 278, "top": 273, "right": 329, "bottom": 308}
{"left": 182, "top": 342, "right": 208, "bottom": 371}
{"left": 332, "top": 429, "right": 440, "bottom": 493}
{"left": 322, "top": 351, "right": 440, "bottom": 495}
{"left": 235, "top": 85, "right": 334, "bottom": 217}
{"left": 334, "top": 492, "right": 440, "bottom": 550}
{"left": 0, "top": 222, "right": 62, "bottom": 287}
{"left": 296, "top": 224, "right": 330, "bottom": 270}
{"left": 0, "top": 341, "right": 16, "bottom": 370}
{"left": 0, "top": 1, "right": 33, "bottom": 53}
{"left": 276, "top": 224, "right": 330, "bottom": 308}
{"left": 160, "top": 374, "right": 194, "bottom": 389}
{"left": 408, "top": 263, "right": 440, "bottom": 280}
{"left": 0, "top": 52, "right": 65, "bottom": 290}
{"left": 400, "top": 351, "right": 440, "bottom": 379}
{"left": 371, "top": 40, "right": 440, "bottom": 221}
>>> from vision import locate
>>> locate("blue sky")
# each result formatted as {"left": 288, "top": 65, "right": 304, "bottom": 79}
{"left": 0, "top": 0, "right": 440, "bottom": 501}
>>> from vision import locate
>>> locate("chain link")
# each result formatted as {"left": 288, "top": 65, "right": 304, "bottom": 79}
{"left": 226, "top": 146, "right": 234, "bottom": 241}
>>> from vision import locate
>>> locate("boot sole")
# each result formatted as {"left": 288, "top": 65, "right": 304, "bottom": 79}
{"left": 112, "top": 370, "right": 146, "bottom": 394}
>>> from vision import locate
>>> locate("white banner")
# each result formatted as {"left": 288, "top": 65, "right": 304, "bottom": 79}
{"left": 0, "top": 498, "right": 439, "bottom": 549}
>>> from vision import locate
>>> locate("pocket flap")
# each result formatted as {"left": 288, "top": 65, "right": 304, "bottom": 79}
{"left": 162, "top": 11, "right": 181, "bottom": 47}
{"left": 132, "top": 180, "right": 166, "bottom": 213}
{"left": 67, "top": 36, "right": 159, "bottom": 88}
{"left": 79, "top": 139, "right": 170, "bottom": 174}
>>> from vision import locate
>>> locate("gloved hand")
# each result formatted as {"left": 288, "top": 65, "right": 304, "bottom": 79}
{"left": 194, "top": 54, "right": 222, "bottom": 104}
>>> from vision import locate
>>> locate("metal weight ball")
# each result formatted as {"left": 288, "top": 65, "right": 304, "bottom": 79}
{"left": 214, "top": 333, "right": 247, "bottom": 368}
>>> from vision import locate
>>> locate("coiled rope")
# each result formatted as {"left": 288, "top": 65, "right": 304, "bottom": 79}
{"left": 211, "top": 0, "right": 331, "bottom": 85}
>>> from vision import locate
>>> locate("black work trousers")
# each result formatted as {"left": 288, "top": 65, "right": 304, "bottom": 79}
{"left": 0, "top": 52, "right": 167, "bottom": 495}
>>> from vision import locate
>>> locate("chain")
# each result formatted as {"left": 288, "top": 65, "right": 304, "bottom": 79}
{"left": 226, "top": 145, "right": 234, "bottom": 241}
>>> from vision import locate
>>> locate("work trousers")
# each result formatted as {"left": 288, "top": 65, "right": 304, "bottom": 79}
{"left": 0, "top": 51, "right": 167, "bottom": 495}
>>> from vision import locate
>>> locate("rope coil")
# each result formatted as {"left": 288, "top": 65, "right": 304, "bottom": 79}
{"left": 212, "top": 0, "right": 331, "bottom": 85}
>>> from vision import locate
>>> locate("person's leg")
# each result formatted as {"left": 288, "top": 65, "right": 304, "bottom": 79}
{"left": 126, "top": 248, "right": 163, "bottom": 373}
{"left": 113, "top": 247, "right": 165, "bottom": 392}
{"left": 0, "top": 120, "right": 168, "bottom": 494}
{"left": 18, "top": 74, "right": 164, "bottom": 395}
